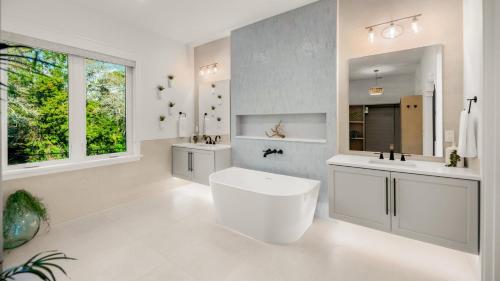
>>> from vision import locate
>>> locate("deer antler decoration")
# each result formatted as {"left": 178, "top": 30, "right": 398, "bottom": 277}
{"left": 265, "top": 120, "right": 286, "bottom": 138}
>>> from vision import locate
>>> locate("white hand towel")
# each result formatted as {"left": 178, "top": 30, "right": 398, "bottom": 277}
{"left": 457, "top": 110, "right": 477, "bottom": 158}
{"left": 178, "top": 116, "right": 189, "bottom": 138}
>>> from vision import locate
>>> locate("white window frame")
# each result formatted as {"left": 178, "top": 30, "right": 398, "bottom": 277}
{"left": 0, "top": 33, "right": 140, "bottom": 180}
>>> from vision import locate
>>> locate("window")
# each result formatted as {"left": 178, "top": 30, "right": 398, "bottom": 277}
{"left": 85, "top": 59, "right": 127, "bottom": 156}
{"left": 5, "top": 47, "right": 69, "bottom": 165}
{"left": 1, "top": 36, "right": 136, "bottom": 179}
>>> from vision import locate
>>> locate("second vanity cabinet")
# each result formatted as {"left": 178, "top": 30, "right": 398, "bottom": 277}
{"left": 172, "top": 144, "right": 231, "bottom": 185}
{"left": 328, "top": 156, "right": 479, "bottom": 254}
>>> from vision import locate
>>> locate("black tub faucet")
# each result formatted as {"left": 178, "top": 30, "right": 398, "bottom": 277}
{"left": 389, "top": 144, "right": 395, "bottom": 160}
{"left": 214, "top": 135, "right": 221, "bottom": 144}
{"left": 263, "top": 149, "right": 283, "bottom": 158}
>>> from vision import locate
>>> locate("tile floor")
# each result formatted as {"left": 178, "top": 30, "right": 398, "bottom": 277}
{"left": 4, "top": 182, "right": 480, "bottom": 281}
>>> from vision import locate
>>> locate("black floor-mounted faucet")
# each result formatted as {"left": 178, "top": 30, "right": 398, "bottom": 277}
{"left": 263, "top": 149, "right": 283, "bottom": 158}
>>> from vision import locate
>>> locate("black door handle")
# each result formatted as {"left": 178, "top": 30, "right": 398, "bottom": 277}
{"left": 385, "top": 177, "right": 389, "bottom": 215}
{"left": 393, "top": 178, "right": 397, "bottom": 217}
{"left": 191, "top": 152, "right": 194, "bottom": 172}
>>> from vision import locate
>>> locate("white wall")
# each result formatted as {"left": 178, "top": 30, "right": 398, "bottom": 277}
{"left": 349, "top": 74, "right": 415, "bottom": 105}
{"left": 193, "top": 37, "right": 231, "bottom": 138}
{"left": 0, "top": 0, "right": 195, "bottom": 224}
{"left": 463, "top": 0, "right": 483, "bottom": 170}
{"left": 338, "top": 0, "right": 463, "bottom": 160}
{"left": 1, "top": 0, "right": 195, "bottom": 142}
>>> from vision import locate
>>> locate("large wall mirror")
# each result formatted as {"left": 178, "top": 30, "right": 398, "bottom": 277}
{"left": 348, "top": 45, "right": 443, "bottom": 157}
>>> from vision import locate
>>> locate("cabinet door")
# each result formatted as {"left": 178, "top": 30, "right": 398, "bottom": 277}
{"left": 391, "top": 172, "right": 478, "bottom": 254}
{"left": 192, "top": 150, "right": 215, "bottom": 185}
{"left": 172, "top": 147, "right": 191, "bottom": 180}
{"left": 330, "top": 166, "right": 391, "bottom": 231}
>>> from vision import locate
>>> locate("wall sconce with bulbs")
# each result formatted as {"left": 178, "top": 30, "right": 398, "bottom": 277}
{"left": 366, "top": 14, "right": 422, "bottom": 43}
{"left": 199, "top": 63, "right": 218, "bottom": 76}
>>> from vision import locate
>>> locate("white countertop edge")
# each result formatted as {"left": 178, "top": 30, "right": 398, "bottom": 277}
{"left": 173, "top": 143, "right": 231, "bottom": 151}
{"left": 327, "top": 154, "right": 481, "bottom": 181}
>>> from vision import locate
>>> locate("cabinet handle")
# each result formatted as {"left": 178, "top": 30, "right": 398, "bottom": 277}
{"left": 385, "top": 177, "right": 389, "bottom": 215}
{"left": 191, "top": 152, "right": 194, "bottom": 172}
{"left": 393, "top": 178, "right": 397, "bottom": 217}
{"left": 188, "top": 152, "right": 192, "bottom": 171}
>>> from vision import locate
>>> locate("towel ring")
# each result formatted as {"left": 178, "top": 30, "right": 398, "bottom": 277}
{"left": 467, "top": 96, "right": 478, "bottom": 114}
{"left": 178, "top": 112, "right": 187, "bottom": 118}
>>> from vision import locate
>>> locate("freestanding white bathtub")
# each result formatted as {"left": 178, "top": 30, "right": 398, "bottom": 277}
{"left": 209, "top": 167, "right": 320, "bottom": 244}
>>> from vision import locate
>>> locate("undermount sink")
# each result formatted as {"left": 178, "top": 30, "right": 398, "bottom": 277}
{"left": 368, "top": 158, "right": 417, "bottom": 167}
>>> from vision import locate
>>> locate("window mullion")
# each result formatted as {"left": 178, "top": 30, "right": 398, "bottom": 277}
{"left": 68, "top": 55, "right": 86, "bottom": 162}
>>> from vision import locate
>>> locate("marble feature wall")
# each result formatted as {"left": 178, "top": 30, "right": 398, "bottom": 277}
{"left": 230, "top": 0, "right": 337, "bottom": 213}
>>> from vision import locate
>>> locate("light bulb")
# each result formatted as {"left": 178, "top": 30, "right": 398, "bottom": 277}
{"left": 411, "top": 17, "right": 421, "bottom": 33}
{"left": 207, "top": 67, "right": 212, "bottom": 75}
{"left": 199, "top": 68, "right": 205, "bottom": 76}
{"left": 213, "top": 66, "right": 218, "bottom": 73}
{"left": 368, "top": 28, "right": 375, "bottom": 43}
{"left": 388, "top": 23, "right": 396, "bottom": 39}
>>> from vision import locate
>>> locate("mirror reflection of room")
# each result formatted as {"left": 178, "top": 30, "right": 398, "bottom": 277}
{"left": 349, "top": 45, "right": 443, "bottom": 157}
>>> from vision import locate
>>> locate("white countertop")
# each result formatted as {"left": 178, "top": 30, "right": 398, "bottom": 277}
{"left": 327, "top": 154, "right": 481, "bottom": 181}
{"left": 173, "top": 143, "right": 231, "bottom": 151}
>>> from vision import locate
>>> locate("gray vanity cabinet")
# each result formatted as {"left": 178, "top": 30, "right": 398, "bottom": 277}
{"left": 329, "top": 165, "right": 479, "bottom": 254}
{"left": 391, "top": 172, "right": 478, "bottom": 253}
{"left": 172, "top": 145, "right": 231, "bottom": 185}
{"left": 329, "top": 166, "right": 391, "bottom": 231}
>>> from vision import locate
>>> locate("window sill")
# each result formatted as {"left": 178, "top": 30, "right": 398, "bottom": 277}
{"left": 2, "top": 154, "right": 143, "bottom": 181}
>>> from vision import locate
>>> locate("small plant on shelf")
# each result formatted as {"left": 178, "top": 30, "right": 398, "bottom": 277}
{"left": 446, "top": 150, "right": 461, "bottom": 167}
{"left": 159, "top": 115, "right": 167, "bottom": 128}
{"left": 211, "top": 105, "right": 216, "bottom": 111}
{"left": 217, "top": 94, "right": 222, "bottom": 99}
{"left": 168, "top": 101, "right": 175, "bottom": 108}
{"left": 167, "top": 74, "right": 174, "bottom": 88}
{"left": 157, "top": 85, "right": 165, "bottom": 92}
{"left": 217, "top": 117, "right": 222, "bottom": 122}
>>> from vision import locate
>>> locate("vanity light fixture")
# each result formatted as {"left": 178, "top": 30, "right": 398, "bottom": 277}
{"left": 366, "top": 13, "right": 422, "bottom": 43}
{"left": 411, "top": 16, "right": 421, "bottom": 33}
{"left": 368, "top": 69, "right": 384, "bottom": 96}
{"left": 199, "top": 63, "right": 218, "bottom": 76}
{"left": 382, "top": 23, "right": 403, "bottom": 39}
{"left": 368, "top": 27, "right": 375, "bottom": 43}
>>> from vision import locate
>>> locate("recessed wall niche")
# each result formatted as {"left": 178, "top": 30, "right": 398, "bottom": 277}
{"left": 235, "top": 113, "right": 327, "bottom": 143}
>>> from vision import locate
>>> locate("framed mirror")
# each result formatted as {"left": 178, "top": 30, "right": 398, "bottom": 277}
{"left": 348, "top": 45, "right": 443, "bottom": 157}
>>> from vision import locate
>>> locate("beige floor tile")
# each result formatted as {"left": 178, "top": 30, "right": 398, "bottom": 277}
{"left": 3, "top": 182, "right": 480, "bottom": 281}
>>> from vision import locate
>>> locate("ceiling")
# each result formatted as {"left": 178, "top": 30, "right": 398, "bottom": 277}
{"left": 349, "top": 47, "right": 427, "bottom": 80}
{"left": 66, "top": 0, "right": 318, "bottom": 45}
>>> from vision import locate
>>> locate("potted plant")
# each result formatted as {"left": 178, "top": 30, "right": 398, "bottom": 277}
{"left": 211, "top": 83, "right": 216, "bottom": 94}
{"left": 217, "top": 117, "right": 222, "bottom": 128}
{"left": 3, "top": 190, "right": 49, "bottom": 249}
{"left": 167, "top": 74, "right": 174, "bottom": 88}
{"left": 159, "top": 115, "right": 167, "bottom": 128}
{"left": 157, "top": 85, "right": 165, "bottom": 99}
{"left": 217, "top": 94, "right": 223, "bottom": 105}
{"left": 1, "top": 251, "right": 75, "bottom": 281}
{"left": 168, "top": 101, "right": 175, "bottom": 115}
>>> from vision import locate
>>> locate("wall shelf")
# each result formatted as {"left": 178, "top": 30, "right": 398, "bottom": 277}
{"left": 235, "top": 113, "right": 327, "bottom": 144}
{"left": 234, "top": 136, "right": 327, "bottom": 144}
